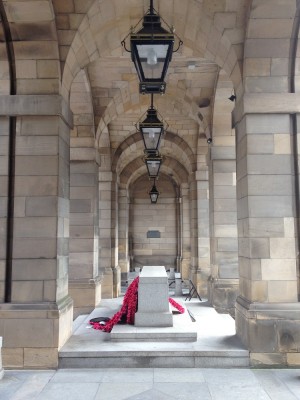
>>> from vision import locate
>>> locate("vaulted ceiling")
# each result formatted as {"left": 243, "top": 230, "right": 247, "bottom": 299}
{"left": 1, "top": 0, "right": 248, "bottom": 189}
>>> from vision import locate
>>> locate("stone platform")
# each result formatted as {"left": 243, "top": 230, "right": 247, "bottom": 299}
{"left": 59, "top": 296, "right": 249, "bottom": 368}
{"left": 111, "top": 303, "right": 197, "bottom": 342}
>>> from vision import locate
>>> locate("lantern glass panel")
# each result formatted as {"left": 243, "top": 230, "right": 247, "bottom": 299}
{"left": 141, "top": 126, "right": 162, "bottom": 150}
{"left": 146, "top": 159, "right": 161, "bottom": 177}
{"left": 150, "top": 192, "right": 158, "bottom": 203}
{"left": 136, "top": 44, "right": 169, "bottom": 80}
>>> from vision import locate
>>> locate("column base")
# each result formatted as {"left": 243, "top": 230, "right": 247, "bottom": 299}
{"left": 69, "top": 276, "right": 102, "bottom": 319}
{"left": 236, "top": 296, "right": 300, "bottom": 367}
{"left": 208, "top": 277, "right": 239, "bottom": 317}
{"left": 0, "top": 296, "right": 73, "bottom": 369}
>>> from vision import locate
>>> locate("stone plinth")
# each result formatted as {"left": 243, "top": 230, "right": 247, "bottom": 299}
{"left": 0, "top": 337, "right": 4, "bottom": 379}
{"left": 135, "top": 266, "right": 173, "bottom": 327}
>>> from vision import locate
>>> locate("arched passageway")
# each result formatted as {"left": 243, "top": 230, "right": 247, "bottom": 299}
{"left": 0, "top": 0, "right": 299, "bottom": 369}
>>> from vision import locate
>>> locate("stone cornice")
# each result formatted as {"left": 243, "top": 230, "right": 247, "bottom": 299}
{"left": 0, "top": 94, "right": 73, "bottom": 128}
{"left": 232, "top": 93, "right": 300, "bottom": 127}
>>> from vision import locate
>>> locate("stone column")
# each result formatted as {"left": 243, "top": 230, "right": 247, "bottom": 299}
{"left": 69, "top": 156, "right": 102, "bottom": 319}
{"left": 98, "top": 171, "right": 120, "bottom": 298}
{"left": 190, "top": 170, "right": 210, "bottom": 297}
{"left": 234, "top": 95, "right": 300, "bottom": 366}
{"left": 189, "top": 174, "right": 198, "bottom": 291}
{"left": 208, "top": 155, "right": 239, "bottom": 315}
{"left": 118, "top": 187, "right": 130, "bottom": 286}
{"left": 111, "top": 174, "right": 121, "bottom": 297}
{"left": 0, "top": 95, "right": 73, "bottom": 369}
{"left": 181, "top": 183, "right": 191, "bottom": 280}
{"left": 175, "top": 195, "right": 182, "bottom": 273}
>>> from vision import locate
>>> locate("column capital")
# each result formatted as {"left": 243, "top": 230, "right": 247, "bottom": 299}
{"left": 233, "top": 93, "right": 300, "bottom": 127}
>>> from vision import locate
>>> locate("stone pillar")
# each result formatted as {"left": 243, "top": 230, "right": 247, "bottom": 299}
{"left": 69, "top": 157, "right": 102, "bottom": 319}
{"left": 189, "top": 175, "right": 198, "bottom": 291}
{"left": 208, "top": 156, "right": 239, "bottom": 315}
{"left": 190, "top": 170, "right": 210, "bottom": 297}
{"left": 181, "top": 183, "right": 191, "bottom": 280}
{"left": 175, "top": 195, "right": 182, "bottom": 273}
{"left": 0, "top": 95, "right": 73, "bottom": 369}
{"left": 98, "top": 171, "right": 120, "bottom": 298}
{"left": 111, "top": 175, "right": 121, "bottom": 297}
{"left": 234, "top": 98, "right": 300, "bottom": 366}
{"left": 118, "top": 187, "right": 130, "bottom": 286}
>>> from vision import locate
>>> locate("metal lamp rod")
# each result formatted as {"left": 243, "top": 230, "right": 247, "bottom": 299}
{"left": 150, "top": 0, "right": 154, "bottom": 13}
{"left": 150, "top": 93, "right": 154, "bottom": 109}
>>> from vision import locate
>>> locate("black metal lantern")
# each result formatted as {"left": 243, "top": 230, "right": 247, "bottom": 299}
{"left": 145, "top": 152, "right": 162, "bottom": 178}
{"left": 122, "top": 0, "right": 182, "bottom": 94}
{"left": 149, "top": 179, "right": 159, "bottom": 204}
{"left": 139, "top": 94, "right": 164, "bottom": 151}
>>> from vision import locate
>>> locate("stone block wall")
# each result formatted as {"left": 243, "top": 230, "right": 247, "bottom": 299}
{"left": 131, "top": 176, "right": 177, "bottom": 270}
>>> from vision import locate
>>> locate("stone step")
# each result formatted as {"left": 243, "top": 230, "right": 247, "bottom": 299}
{"left": 59, "top": 298, "right": 250, "bottom": 369}
{"left": 59, "top": 348, "right": 249, "bottom": 368}
{"left": 110, "top": 306, "right": 198, "bottom": 342}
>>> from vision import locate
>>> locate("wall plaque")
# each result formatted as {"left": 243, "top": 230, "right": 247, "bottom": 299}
{"left": 147, "top": 230, "right": 160, "bottom": 238}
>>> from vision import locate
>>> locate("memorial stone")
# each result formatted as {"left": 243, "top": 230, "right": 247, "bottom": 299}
{"left": 135, "top": 266, "right": 173, "bottom": 327}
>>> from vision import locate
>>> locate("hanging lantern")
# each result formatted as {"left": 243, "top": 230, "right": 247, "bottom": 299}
{"left": 139, "top": 94, "right": 164, "bottom": 152}
{"left": 122, "top": 0, "right": 182, "bottom": 94}
{"left": 145, "top": 152, "right": 162, "bottom": 178}
{"left": 149, "top": 179, "right": 159, "bottom": 204}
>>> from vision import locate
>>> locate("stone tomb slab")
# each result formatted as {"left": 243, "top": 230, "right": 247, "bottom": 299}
{"left": 134, "top": 266, "right": 173, "bottom": 328}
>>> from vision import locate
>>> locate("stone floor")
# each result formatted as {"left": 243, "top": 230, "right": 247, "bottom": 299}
{"left": 59, "top": 294, "right": 249, "bottom": 368}
{"left": 1, "top": 287, "right": 300, "bottom": 399}
{"left": 1, "top": 367, "right": 300, "bottom": 399}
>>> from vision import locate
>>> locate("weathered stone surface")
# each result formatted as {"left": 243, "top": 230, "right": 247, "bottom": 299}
{"left": 135, "top": 266, "right": 173, "bottom": 327}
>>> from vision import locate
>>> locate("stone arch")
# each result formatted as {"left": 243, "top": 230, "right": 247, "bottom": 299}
{"left": 0, "top": 9, "right": 11, "bottom": 95}
{"left": 112, "top": 130, "right": 195, "bottom": 177}
{"left": 70, "top": 69, "right": 95, "bottom": 139}
{"left": 119, "top": 156, "right": 189, "bottom": 189}
{"left": 1, "top": 0, "right": 61, "bottom": 94}
{"left": 62, "top": 0, "right": 246, "bottom": 100}
{"left": 95, "top": 88, "right": 211, "bottom": 150}
{"left": 243, "top": 0, "right": 297, "bottom": 93}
